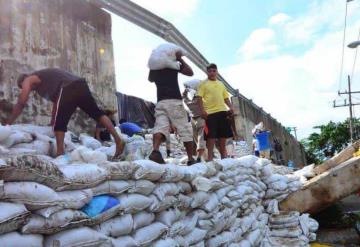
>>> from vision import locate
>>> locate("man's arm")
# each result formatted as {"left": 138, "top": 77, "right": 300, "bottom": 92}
{"left": 6, "top": 77, "right": 37, "bottom": 124}
{"left": 176, "top": 52, "right": 193, "bottom": 76}
{"left": 225, "top": 98, "right": 234, "bottom": 115}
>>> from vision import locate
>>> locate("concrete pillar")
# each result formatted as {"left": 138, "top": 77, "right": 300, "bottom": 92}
{"left": 0, "top": 0, "right": 117, "bottom": 134}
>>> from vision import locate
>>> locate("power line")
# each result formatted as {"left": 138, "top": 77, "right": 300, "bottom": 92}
{"left": 350, "top": 27, "right": 360, "bottom": 82}
{"left": 338, "top": 0, "right": 350, "bottom": 92}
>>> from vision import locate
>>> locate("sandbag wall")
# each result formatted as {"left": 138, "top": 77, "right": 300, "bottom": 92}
{"left": 0, "top": 125, "right": 318, "bottom": 247}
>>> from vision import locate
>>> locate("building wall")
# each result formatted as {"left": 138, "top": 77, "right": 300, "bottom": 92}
{"left": 232, "top": 96, "right": 307, "bottom": 167}
{"left": 0, "top": 0, "right": 117, "bottom": 134}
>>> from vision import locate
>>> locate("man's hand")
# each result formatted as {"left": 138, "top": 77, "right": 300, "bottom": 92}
{"left": 176, "top": 51, "right": 183, "bottom": 61}
{"left": 201, "top": 110, "right": 208, "bottom": 120}
{"left": 228, "top": 107, "right": 234, "bottom": 116}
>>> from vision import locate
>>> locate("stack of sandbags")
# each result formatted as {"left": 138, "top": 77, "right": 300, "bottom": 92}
{"left": 233, "top": 141, "right": 252, "bottom": 158}
{"left": 0, "top": 124, "right": 77, "bottom": 157}
{"left": 0, "top": 124, "right": 319, "bottom": 246}
{"left": 147, "top": 43, "right": 186, "bottom": 71}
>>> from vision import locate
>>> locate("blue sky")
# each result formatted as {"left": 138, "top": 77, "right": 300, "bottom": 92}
{"left": 110, "top": 0, "right": 360, "bottom": 139}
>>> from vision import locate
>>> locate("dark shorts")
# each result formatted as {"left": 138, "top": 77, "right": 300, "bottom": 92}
{"left": 204, "top": 111, "right": 233, "bottom": 139}
{"left": 53, "top": 80, "right": 104, "bottom": 132}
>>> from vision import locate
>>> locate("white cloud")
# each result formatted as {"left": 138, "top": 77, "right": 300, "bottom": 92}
{"left": 268, "top": 13, "right": 291, "bottom": 26}
{"left": 238, "top": 28, "right": 278, "bottom": 60}
{"left": 228, "top": 0, "right": 360, "bottom": 139}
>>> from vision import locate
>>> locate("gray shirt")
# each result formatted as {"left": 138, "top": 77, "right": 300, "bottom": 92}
{"left": 32, "top": 68, "right": 82, "bottom": 102}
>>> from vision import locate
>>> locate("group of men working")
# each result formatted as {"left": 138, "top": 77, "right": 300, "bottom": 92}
{"left": 4, "top": 51, "right": 235, "bottom": 165}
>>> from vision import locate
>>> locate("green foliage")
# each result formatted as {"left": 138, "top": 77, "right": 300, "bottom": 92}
{"left": 301, "top": 118, "right": 360, "bottom": 164}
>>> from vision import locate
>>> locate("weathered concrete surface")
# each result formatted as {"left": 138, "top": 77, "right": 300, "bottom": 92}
{"left": 232, "top": 96, "right": 306, "bottom": 167}
{"left": 280, "top": 157, "right": 360, "bottom": 214}
{"left": 0, "top": 0, "right": 117, "bottom": 134}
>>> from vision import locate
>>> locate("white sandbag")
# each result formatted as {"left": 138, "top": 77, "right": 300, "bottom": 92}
{"left": 22, "top": 209, "right": 88, "bottom": 234}
{"left": 112, "top": 236, "right": 139, "bottom": 247}
{"left": 160, "top": 164, "right": 185, "bottom": 182}
{"left": 294, "top": 164, "right": 315, "bottom": 178}
{"left": 215, "top": 185, "right": 234, "bottom": 200}
{"left": 80, "top": 149, "right": 108, "bottom": 164}
{"left": 269, "top": 212, "right": 300, "bottom": 225}
{"left": 57, "top": 163, "right": 109, "bottom": 190}
{"left": 178, "top": 194, "right": 193, "bottom": 208}
{"left": 0, "top": 202, "right": 30, "bottom": 234}
{"left": 266, "top": 199, "right": 279, "bottom": 215}
{"left": 206, "top": 231, "right": 233, "bottom": 247}
{"left": 0, "top": 154, "right": 66, "bottom": 190}
{"left": 8, "top": 147, "right": 37, "bottom": 155}
{"left": 156, "top": 208, "right": 184, "bottom": 227}
{"left": 132, "top": 222, "right": 168, "bottom": 246}
{"left": 0, "top": 124, "right": 11, "bottom": 142}
{"left": 12, "top": 140, "right": 51, "bottom": 155}
{"left": 95, "top": 214, "right": 133, "bottom": 237}
{"left": 238, "top": 239, "right": 251, "bottom": 247}
{"left": 149, "top": 195, "right": 177, "bottom": 212}
{"left": 133, "top": 212, "right": 155, "bottom": 230}
{"left": 118, "top": 194, "right": 153, "bottom": 213}
{"left": 153, "top": 238, "right": 179, "bottom": 247}
{"left": 192, "top": 177, "right": 213, "bottom": 192}
{"left": 133, "top": 160, "right": 165, "bottom": 181}
{"left": 58, "top": 189, "right": 93, "bottom": 209}
{"left": 148, "top": 43, "right": 185, "bottom": 70}
{"left": 3, "top": 182, "right": 60, "bottom": 210}
{"left": 270, "top": 227, "right": 303, "bottom": 238}
{"left": 92, "top": 180, "right": 131, "bottom": 196}
{"left": 11, "top": 124, "right": 54, "bottom": 137}
{"left": 309, "top": 218, "right": 319, "bottom": 232}
{"left": 170, "top": 214, "right": 199, "bottom": 237}
{"left": 201, "top": 193, "right": 219, "bottom": 212}
{"left": 183, "top": 79, "right": 202, "bottom": 90}
{"left": 246, "top": 229, "right": 262, "bottom": 246}
{"left": 128, "top": 180, "right": 156, "bottom": 195}
{"left": 1, "top": 130, "right": 33, "bottom": 148}
{"left": 79, "top": 134, "right": 102, "bottom": 150}
{"left": 0, "top": 232, "right": 43, "bottom": 247}
{"left": 269, "top": 180, "right": 288, "bottom": 191}
{"left": 104, "top": 161, "right": 137, "bottom": 180}
{"left": 45, "top": 227, "right": 111, "bottom": 247}
{"left": 153, "top": 183, "right": 181, "bottom": 200}
{"left": 183, "top": 228, "right": 207, "bottom": 246}
{"left": 190, "top": 191, "right": 210, "bottom": 208}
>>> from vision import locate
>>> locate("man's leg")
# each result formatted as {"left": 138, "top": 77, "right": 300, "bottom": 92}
{"left": 197, "top": 149, "right": 205, "bottom": 162}
{"left": 207, "top": 138, "right": 216, "bottom": 161}
{"left": 55, "top": 131, "right": 65, "bottom": 156}
{"left": 219, "top": 138, "right": 228, "bottom": 159}
{"left": 153, "top": 133, "right": 165, "bottom": 151}
{"left": 183, "top": 141, "right": 194, "bottom": 163}
{"left": 98, "top": 115, "right": 125, "bottom": 157}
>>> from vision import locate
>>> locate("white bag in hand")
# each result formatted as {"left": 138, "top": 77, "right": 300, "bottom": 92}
{"left": 148, "top": 43, "right": 186, "bottom": 70}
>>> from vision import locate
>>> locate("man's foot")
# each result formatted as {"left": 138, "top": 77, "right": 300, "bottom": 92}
{"left": 187, "top": 159, "right": 196, "bottom": 166}
{"left": 149, "top": 150, "right": 165, "bottom": 164}
{"left": 113, "top": 140, "right": 125, "bottom": 159}
{"left": 196, "top": 157, "right": 201, "bottom": 163}
{"left": 166, "top": 149, "right": 171, "bottom": 158}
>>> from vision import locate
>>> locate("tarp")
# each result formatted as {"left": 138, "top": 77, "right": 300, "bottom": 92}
{"left": 116, "top": 92, "right": 155, "bottom": 128}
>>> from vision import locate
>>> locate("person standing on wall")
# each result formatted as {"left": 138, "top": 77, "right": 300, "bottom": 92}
{"left": 148, "top": 51, "right": 196, "bottom": 165}
{"left": 183, "top": 86, "right": 206, "bottom": 163}
{"left": 198, "top": 63, "right": 234, "bottom": 161}
{"left": 5, "top": 68, "right": 125, "bottom": 158}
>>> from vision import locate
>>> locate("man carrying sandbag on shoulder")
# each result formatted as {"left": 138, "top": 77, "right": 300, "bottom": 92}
{"left": 147, "top": 43, "right": 196, "bottom": 165}
{"left": 5, "top": 68, "right": 125, "bottom": 158}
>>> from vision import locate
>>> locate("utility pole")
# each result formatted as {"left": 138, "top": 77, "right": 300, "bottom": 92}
{"left": 334, "top": 75, "right": 360, "bottom": 143}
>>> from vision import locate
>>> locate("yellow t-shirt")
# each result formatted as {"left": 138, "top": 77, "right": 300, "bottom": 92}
{"left": 198, "top": 79, "right": 229, "bottom": 114}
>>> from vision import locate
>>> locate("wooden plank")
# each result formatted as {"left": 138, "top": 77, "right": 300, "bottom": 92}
{"left": 280, "top": 157, "right": 360, "bottom": 214}
{"left": 313, "top": 140, "right": 360, "bottom": 176}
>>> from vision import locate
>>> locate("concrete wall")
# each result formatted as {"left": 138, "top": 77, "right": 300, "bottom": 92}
{"left": 232, "top": 96, "right": 306, "bottom": 167}
{"left": 0, "top": 0, "right": 117, "bottom": 134}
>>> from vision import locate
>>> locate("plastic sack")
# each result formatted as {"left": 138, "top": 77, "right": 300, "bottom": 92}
{"left": 79, "top": 134, "right": 102, "bottom": 150}
{"left": 92, "top": 180, "right": 131, "bottom": 196}
{"left": 133, "top": 160, "right": 166, "bottom": 181}
{"left": 44, "top": 227, "right": 111, "bottom": 247}
{"left": 95, "top": 214, "right": 133, "bottom": 237}
{"left": 112, "top": 236, "right": 139, "bottom": 247}
{"left": 0, "top": 202, "right": 30, "bottom": 235}
{"left": 183, "top": 227, "right": 207, "bottom": 246}
{"left": 132, "top": 222, "right": 168, "bottom": 246}
{"left": 183, "top": 79, "right": 202, "bottom": 90}
{"left": 133, "top": 212, "right": 155, "bottom": 230}
{"left": 148, "top": 43, "right": 186, "bottom": 70}
{"left": 0, "top": 232, "right": 43, "bottom": 247}
{"left": 156, "top": 208, "right": 184, "bottom": 227}
{"left": 1, "top": 130, "right": 32, "bottom": 148}
{"left": 128, "top": 180, "right": 156, "bottom": 195}
{"left": 0, "top": 124, "right": 11, "bottom": 142}
{"left": 118, "top": 194, "right": 153, "bottom": 213}
{"left": 81, "top": 195, "right": 119, "bottom": 218}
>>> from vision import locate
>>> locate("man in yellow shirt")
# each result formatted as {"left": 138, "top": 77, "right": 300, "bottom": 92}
{"left": 198, "top": 63, "right": 234, "bottom": 161}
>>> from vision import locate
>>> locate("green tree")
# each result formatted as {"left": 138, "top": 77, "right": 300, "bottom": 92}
{"left": 301, "top": 118, "right": 360, "bottom": 164}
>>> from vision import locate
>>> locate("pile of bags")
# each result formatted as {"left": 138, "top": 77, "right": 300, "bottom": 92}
{"left": 0, "top": 124, "right": 319, "bottom": 246}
